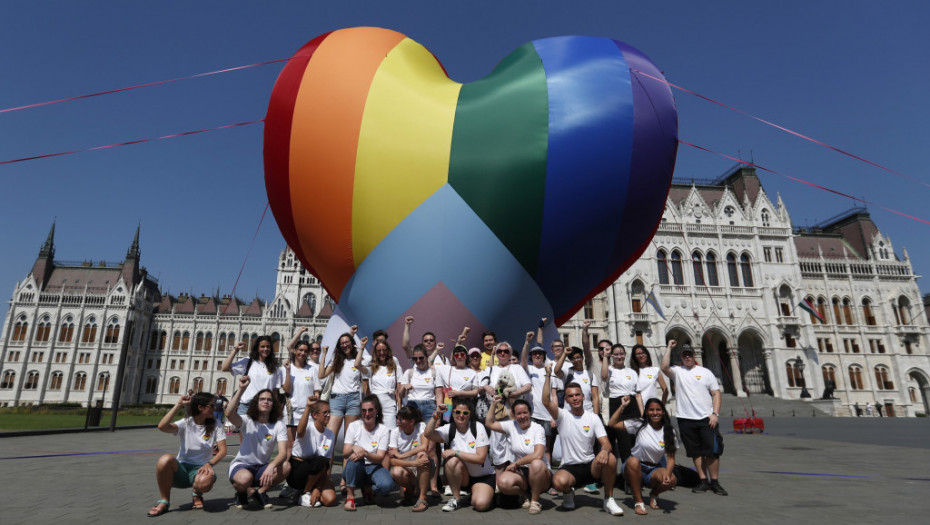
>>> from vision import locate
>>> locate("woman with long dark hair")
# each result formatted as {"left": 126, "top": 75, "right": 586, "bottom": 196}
{"left": 367, "top": 340, "right": 402, "bottom": 428}
{"left": 342, "top": 394, "right": 394, "bottom": 510}
{"left": 226, "top": 377, "right": 290, "bottom": 510}
{"left": 147, "top": 391, "right": 227, "bottom": 517}
{"left": 609, "top": 397, "right": 678, "bottom": 515}
{"left": 222, "top": 336, "right": 283, "bottom": 414}
{"left": 387, "top": 405, "right": 433, "bottom": 512}
{"left": 630, "top": 344, "right": 669, "bottom": 406}
{"left": 601, "top": 344, "right": 642, "bottom": 462}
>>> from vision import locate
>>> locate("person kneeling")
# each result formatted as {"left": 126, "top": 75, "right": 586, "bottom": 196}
{"left": 388, "top": 405, "right": 433, "bottom": 512}
{"left": 342, "top": 395, "right": 395, "bottom": 510}
{"left": 285, "top": 398, "right": 338, "bottom": 507}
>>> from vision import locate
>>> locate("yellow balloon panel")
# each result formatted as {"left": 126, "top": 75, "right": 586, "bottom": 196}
{"left": 352, "top": 37, "right": 462, "bottom": 267}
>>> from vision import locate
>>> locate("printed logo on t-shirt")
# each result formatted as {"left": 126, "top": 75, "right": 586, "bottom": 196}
{"left": 467, "top": 440, "right": 476, "bottom": 449}
{"left": 412, "top": 440, "right": 420, "bottom": 448}
{"left": 523, "top": 438, "right": 531, "bottom": 446}
{"left": 352, "top": 367, "right": 358, "bottom": 372}
{"left": 646, "top": 374, "right": 654, "bottom": 380}
{"left": 463, "top": 376, "right": 471, "bottom": 381}
{"left": 625, "top": 374, "right": 632, "bottom": 381}
{"left": 305, "top": 376, "right": 312, "bottom": 381}
{"left": 322, "top": 444, "right": 330, "bottom": 452}
{"left": 658, "top": 441, "right": 665, "bottom": 447}
{"left": 582, "top": 378, "right": 589, "bottom": 384}
{"left": 695, "top": 375, "right": 702, "bottom": 380}
{"left": 370, "top": 441, "right": 378, "bottom": 449}
{"left": 202, "top": 434, "right": 210, "bottom": 441}
{"left": 264, "top": 433, "right": 273, "bottom": 441}
{"left": 386, "top": 372, "right": 393, "bottom": 377}
{"left": 582, "top": 425, "right": 591, "bottom": 433}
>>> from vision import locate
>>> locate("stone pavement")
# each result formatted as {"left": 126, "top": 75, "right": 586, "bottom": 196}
{"left": 1, "top": 417, "right": 929, "bottom": 524}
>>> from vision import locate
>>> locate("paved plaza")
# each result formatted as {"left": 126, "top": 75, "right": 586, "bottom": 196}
{"left": 1, "top": 417, "right": 928, "bottom": 524}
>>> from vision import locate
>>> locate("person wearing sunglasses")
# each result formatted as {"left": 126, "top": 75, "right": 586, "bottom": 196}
{"left": 285, "top": 399, "right": 337, "bottom": 508}
{"left": 402, "top": 345, "right": 439, "bottom": 425}
{"left": 388, "top": 405, "right": 433, "bottom": 512}
{"left": 485, "top": 396, "right": 550, "bottom": 515}
{"left": 425, "top": 399, "right": 495, "bottom": 512}
{"left": 147, "top": 391, "right": 227, "bottom": 517}
{"left": 601, "top": 344, "right": 642, "bottom": 465}
{"left": 481, "top": 343, "right": 531, "bottom": 469}
{"left": 342, "top": 395, "right": 394, "bottom": 510}
{"left": 401, "top": 315, "right": 448, "bottom": 365}
{"left": 226, "top": 377, "right": 290, "bottom": 510}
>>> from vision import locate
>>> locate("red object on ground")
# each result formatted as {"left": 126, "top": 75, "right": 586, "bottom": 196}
{"left": 733, "top": 417, "right": 765, "bottom": 433}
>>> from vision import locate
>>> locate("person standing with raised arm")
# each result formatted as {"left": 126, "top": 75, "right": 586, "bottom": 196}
{"left": 660, "top": 340, "right": 727, "bottom": 496}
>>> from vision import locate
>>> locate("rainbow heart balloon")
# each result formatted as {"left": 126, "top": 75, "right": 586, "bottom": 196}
{"left": 264, "top": 27, "right": 677, "bottom": 350}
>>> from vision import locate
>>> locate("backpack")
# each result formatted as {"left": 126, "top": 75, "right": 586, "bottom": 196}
{"left": 474, "top": 371, "right": 493, "bottom": 421}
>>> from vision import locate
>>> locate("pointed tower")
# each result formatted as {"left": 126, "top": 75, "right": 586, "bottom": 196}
{"left": 30, "top": 222, "right": 56, "bottom": 290}
{"left": 121, "top": 225, "right": 141, "bottom": 286}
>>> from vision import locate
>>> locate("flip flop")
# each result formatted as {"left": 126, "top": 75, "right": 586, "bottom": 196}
{"left": 192, "top": 492, "right": 204, "bottom": 510}
{"left": 147, "top": 499, "right": 169, "bottom": 517}
{"left": 634, "top": 502, "right": 648, "bottom": 515}
{"left": 344, "top": 498, "right": 356, "bottom": 511}
{"left": 528, "top": 501, "right": 542, "bottom": 515}
{"left": 649, "top": 497, "right": 661, "bottom": 510}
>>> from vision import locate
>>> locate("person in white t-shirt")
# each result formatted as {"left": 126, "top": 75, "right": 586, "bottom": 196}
{"left": 609, "top": 396, "right": 677, "bottom": 515}
{"left": 226, "top": 377, "right": 290, "bottom": 510}
{"left": 388, "top": 405, "right": 433, "bottom": 512}
{"left": 285, "top": 398, "right": 337, "bottom": 508}
{"left": 542, "top": 364, "right": 624, "bottom": 516}
{"left": 147, "top": 391, "right": 227, "bottom": 517}
{"left": 485, "top": 397, "right": 550, "bottom": 515}
{"left": 342, "top": 395, "right": 394, "bottom": 511}
{"left": 319, "top": 332, "right": 369, "bottom": 488}
{"left": 425, "top": 398, "right": 495, "bottom": 512}
{"left": 521, "top": 341, "right": 558, "bottom": 465}
{"left": 630, "top": 344, "right": 668, "bottom": 405}
{"left": 367, "top": 341, "right": 403, "bottom": 429}
{"left": 222, "top": 336, "right": 284, "bottom": 415}
{"left": 660, "top": 341, "right": 726, "bottom": 496}
{"left": 601, "top": 344, "right": 642, "bottom": 463}
{"left": 282, "top": 339, "right": 322, "bottom": 430}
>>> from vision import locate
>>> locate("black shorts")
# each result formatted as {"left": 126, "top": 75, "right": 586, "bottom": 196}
{"left": 466, "top": 473, "right": 496, "bottom": 491}
{"left": 557, "top": 461, "right": 598, "bottom": 487}
{"left": 678, "top": 417, "right": 724, "bottom": 458}
{"left": 287, "top": 456, "right": 329, "bottom": 489}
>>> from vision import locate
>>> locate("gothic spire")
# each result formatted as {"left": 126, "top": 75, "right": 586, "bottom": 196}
{"left": 38, "top": 221, "right": 55, "bottom": 259}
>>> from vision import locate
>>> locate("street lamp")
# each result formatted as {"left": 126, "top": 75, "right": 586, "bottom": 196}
{"left": 796, "top": 357, "right": 811, "bottom": 398}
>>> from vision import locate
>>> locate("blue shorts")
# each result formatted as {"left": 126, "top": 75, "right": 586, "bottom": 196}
{"left": 406, "top": 400, "right": 436, "bottom": 420}
{"left": 229, "top": 463, "right": 273, "bottom": 486}
{"left": 621, "top": 456, "right": 667, "bottom": 487}
{"left": 329, "top": 391, "right": 361, "bottom": 417}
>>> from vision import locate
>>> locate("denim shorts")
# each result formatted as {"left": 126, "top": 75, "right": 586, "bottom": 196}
{"left": 329, "top": 391, "right": 361, "bottom": 417}
{"left": 621, "top": 456, "right": 667, "bottom": 487}
{"left": 406, "top": 400, "right": 437, "bottom": 421}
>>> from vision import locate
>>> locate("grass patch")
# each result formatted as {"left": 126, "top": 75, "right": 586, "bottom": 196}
{"left": 0, "top": 405, "right": 169, "bottom": 432}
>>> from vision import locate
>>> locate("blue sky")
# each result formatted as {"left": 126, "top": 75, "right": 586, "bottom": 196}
{"left": 2, "top": 1, "right": 928, "bottom": 311}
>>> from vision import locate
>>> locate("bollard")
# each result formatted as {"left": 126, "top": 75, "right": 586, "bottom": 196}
{"left": 730, "top": 410, "right": 734, "bottom": 417}
{"left": 812, "top": 409, "right": 816, "bottom": 417}
{"left": 772, "top": 410, "right": 776, "bottom": 417}
{"left": 792, "top": 409, "right": 796, "bottom": 417}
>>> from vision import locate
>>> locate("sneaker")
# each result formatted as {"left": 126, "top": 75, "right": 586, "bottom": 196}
{"left": 562, "top": 491, "right": 575, "bottom": 510}
{"left": 442, "top": 498, "right": 459, "bottom": 512}
{"left": 280, "top": 486, "right": 297, "bottom": 500}
{"left": 711, "top": 482, "right": 729, "bottom": 496}
{"left": 444, "top": 485, "right": 454, "bottom": 497}
{"left": 299, "top": 493, "right": 313, "bottom": 507}
{"left": 250, "top": 490, "right": 272, "bottom": 509}
{"left": 583, "top": 483, "right": 599, "bottom": 494}
{"left": 235, "top": 492, "right": 249, "bottom": 509}
{"left": 604, "top": 497, "right": 624, "bottom": 516}
{"left": 692, "top": 480, "right": 712, "bottom": 493}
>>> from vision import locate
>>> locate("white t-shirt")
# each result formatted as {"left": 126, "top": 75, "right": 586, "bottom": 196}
{"left": 174, "top": 417, "right": 226, "bottom": 465}
{"left": 669, "top": 365, "right": 719, "bottom": 420}
{"left": 285, "top": 363, "right": 321, "bottom": 424}
{"left": 434, "top": 422, "right": 495, "bottom": 477}
{"left": 229, "top": 415, "right": 287, "bottom": 473}
{"left": 292, "top": 423, "right": 335, "bottom": 460}
{"left": 498, "top": 420, "right": 545, "bottom": 460}
{"left": 231, "top": 357, "right": 285, "bottom": 405}
{"left": 367, "top": 364, "right": 400, "bottom": 396}
{"left": 629, "top": 423, "right": 674, "bottom": 465}
{"left": 389, "top": 422, "right": 426, "bottom": 454}
{"left": 330, "top": 359, "right": 364, "bottom": 395}
{"left": 404, "top": 367, "right": 437, "bottom": 402}
{"left": 605, "top": 366, "right": 638, "bottom": 398}
{"left": 555, "top": 407, "right": 606, "bottom": 465}
{"left": 344, "top": 420, "right": 390, "bottom": 465}
{"left": 435, "top": 365, "right": 480, "bottom": 392}
{"left": 562, "top": 367, "right": 600, "bottom": 412}
{"left": 636, "top": 366, "right": 662, "bottom": 402}
{"left": 525, "top": 364, "right": 559, "bottom": 421}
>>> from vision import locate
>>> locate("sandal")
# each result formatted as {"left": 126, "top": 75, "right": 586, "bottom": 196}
{"left": 412, "top": 499, "right": 429, "bottom": 512}
{"left": 192, "top": 492, "right": 204, "bottom": 510}
{"left": 634, "top": 501, "right": 648, "bottom": 515}
{"left": 344, "top": 498, "right": 356, "bottom": 511}
{"left": 649, "top": 497, "right": 660, "bottom": 510}
{"left": 528, "top": 501, "right": 542, "bottom": 515}
{"left": 147, "top": 499, "right": 169, "bottom": 517}
{"left": 522, "top": 499, "right": 531, "bottom": 509}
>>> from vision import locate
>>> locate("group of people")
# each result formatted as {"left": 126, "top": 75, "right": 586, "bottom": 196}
{"left": 147, "top": 317, "right": 727, "bottom": 517}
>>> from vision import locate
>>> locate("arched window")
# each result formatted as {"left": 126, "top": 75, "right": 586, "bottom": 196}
{"left": 656, "top": 250, "right": 669, "bottom": 285}
{"left": 23, "top": 371, "right": 40, "bottom": 390}
{"left": 705, "top": 252, "right": 719, "bottom": 287}
{"left": 12, "top": 316, "right": 28, "bottom": 341}
{"left": 842, "top": 298, "right": 854, "bottom": 325}
{"left": 216, "top": 378, "right": 228, "bottom": 396}
{"left": 862, "top": 298, "right": 876, "bottom": 325}
{"left": 104, "top": 318, "right": 120, "bottom": 344}
{"left": 81, "top": 318, "right": 97, "bottom": 343}
{"left": 817, "top": 297, "right": 829, "bottom": 325}
{"left": 692, "top": 252, "right": 705, "bottom": 286}
{"left": 96, "top": 372, "right": 110, "bottom": 391}
{"left": 35, "top": 316, "right": 51, "bottom": 342}
{"left": 847, "top": 366, "right": 864, "bottom": 390}
{"left": 59, "top": 317, "right": 75, "bottom": 343}
{"left": 149, "top": 330, "right": 160, "bottom": 350}
{"left": 832, "top": 298, "right": 843, "bottom": 326}
{"left": 181, "top": 331, "right": 191, "bottom": 351}
{"left": 73, "top": 372, "right": 87, "bottom": 391}
{"left": 195, "top": 332, "right": 204, "bottom": 351}
{"left": 241, "top": 332, "right": 252, "bottom": 350}
{"left": 761, "top": 209, "right": 770, "bottom": 227}
{"left": 785, "top": 361, "right": 804, "bottom": 388}
{"left": 1, "top": 370, "right": 15, "bottom": 389}
{"left": 145, "top": 376, "right": 158, "bottom": 394}
{"left": 821, "top": 365, "right": 837, "bottom": 388}
{"left": 726, "top": 253, "right": 739, "bottom": 287}
{"left": 670, "top": 250, "right": 684, "bottom": 285}
{"left": 305, "top": 293, "right": 317, "bottom": 315}
{"left": 272, "top": 332, "right": 281, "bottom": 353}
{"left": 192, "top": 377, "right": 204, "bottom": 393}
{"left": 49, "top": 371, "right": 63, "bottom": 390}
{"left": 169, "top": 377, "right": 181, "bottom": 394}
{"left": 204, "top": 332, "right": 213, "bottom": 352}
{"left": 739, "top": 253, "right": 754, "bottom": 287}
{"left": 874, "top": 366, "right": 894, "bottom": 390}
{"left": 172, "top": 331, "right": 181, "bottom": 350}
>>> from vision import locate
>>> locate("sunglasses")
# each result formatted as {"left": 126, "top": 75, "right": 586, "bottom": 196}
{"left": 412, "top": 356, "right": 425, "bottom": 362}
{"left": 258, "top": 398, "right": 273, "bottom": 403}
{"left": 453, "top": 410, "right": 470, "bottom": 416}
{"left": 361, "top": 408, "right": 377, "bottom": 413}
{"left": 496, "top": 349, "right": 511, "bottom": 355}
{"left": 423, "top": 338, "right": 436, "bottom": 343}
{"left": 453, "top": 351, "right": 466, "bottom": 356}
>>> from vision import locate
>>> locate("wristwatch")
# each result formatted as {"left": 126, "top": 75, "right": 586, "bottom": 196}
{"left": 712, "top": 411, "right": 719, "bottom": 416}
